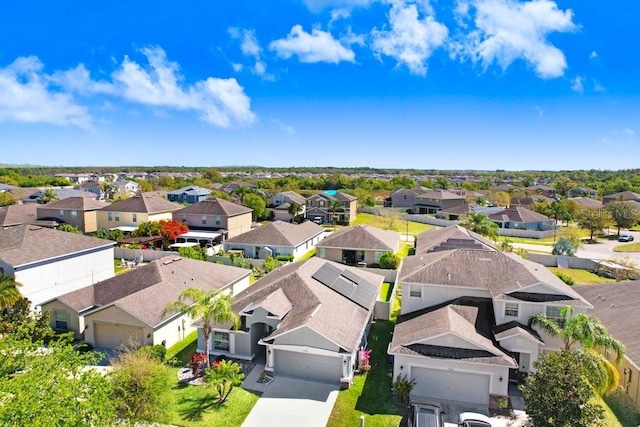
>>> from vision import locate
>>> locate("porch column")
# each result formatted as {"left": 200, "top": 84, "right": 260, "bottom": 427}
{"left": 266, "top": 345, "right": 274, "bottom": 368}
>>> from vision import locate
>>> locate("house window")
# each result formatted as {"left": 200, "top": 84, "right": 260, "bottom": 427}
{"left": 202, "top": 215, "right": 207, "bottom": 225}
{"left": 213, "top": 332, "right": 230, "bottom": 351}
{"left": 181, "top": 214, "right": 187, "bottom": 222}
{"left": 545, "top": 306, "right": 565, "bottom": 327}
{"left": 115, "top": 212, "right": 120, "bottom": 222}
{"left": 59, "top": 209, "right": 64, "bottom": 217}
{"left": 70, "top": 210, "right": 78, "bottom": 219}
{"left": 54, "top": 310, "right": 69, "bottom": 331}
{"left": 215, "top": 216, "right": 221, "bottom": 226}
{"left": 318, "top": 247, "right": 326, "bottom": 258}
{"left": 307, "top": 200, "right": 311, "bottom": 206}
{"left": 132, "top": 213, "right": 137, "bottom": 223}
{"left": 504, "top": 303, "right": 519, "bottom": 317}
{"left": 108, "top": 212, "right": 113, "bottom": 222}
{"left": 409, "top": 285, "right": 422, "bottom": 298}
{"left": 319, "top": 201, "right": 325, "bottom": 207}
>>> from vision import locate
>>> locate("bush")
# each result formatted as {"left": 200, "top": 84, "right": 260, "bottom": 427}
{"left": 74, "top": 342, "right": 94, "bottom": 353}
{"left": 379, "top": 252, "right": 401, "bottom": 269}
{"left": 138, "top": 344, "right": 167, "bottom": 362}
{"left": 554, "top": 271, "right": 576, "bottom": 286}
{"left": 263, "top": 256, "right": 279, "bottom": 273}
{"left": 275, "top": 254, "right": 294, "bottom": 262}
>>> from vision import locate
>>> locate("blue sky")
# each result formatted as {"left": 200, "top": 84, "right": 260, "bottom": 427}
{"left": 0, "top": 0, "right": 638, "bottom": 170}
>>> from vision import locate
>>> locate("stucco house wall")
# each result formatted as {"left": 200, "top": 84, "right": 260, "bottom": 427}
{"left": 400, "top": 282, "right": 492, "bottom": 315}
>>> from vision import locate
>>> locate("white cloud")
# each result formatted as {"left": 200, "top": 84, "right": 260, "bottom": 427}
{"left": 535, "top": 105, "right": 544, "bottom": 118}
{"left": 571, "top": 76, "right": 584, "bottom": 93}
{"left": 231, "top": 63, "right": 244, "bottom": 72}
{"left": 589, "top": 51, "right": 598, "bottom": 59}
{"left": 0, "top": 56, "right": 91, "bottom": 127}
{"left": 623, "top": 128, "right": 635, "bottom": 139}
{"left": 270, "top": 25, "right": 355, "bottom": 63}
{"left": 302, "top": 0, "right": 376, "bottom": 12}
{"left": 272, "top": 118, "right": 295, "bottom": 134}
{"left": 593, "top": 79, "right": 605, "bottom": 92}
{"left": 49, "top": 64, "right": 115, "bottom": 95}
{"left": 229, "top": 28, "right": 274, "bottom": 80}
{"left": 112, "top": 46, "right": 255, "bottom": 128}
{"left": 371, "top": 0, "right": 448, "bottom": 76}
{"left": 453, "top": 0, "right": 577, "bottom": 79}
{"left": 329, "top": 8, "right": 351, "bottom": 28}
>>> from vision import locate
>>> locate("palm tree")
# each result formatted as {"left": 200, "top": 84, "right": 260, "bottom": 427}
{"left": 287, "top": 202, "right": 302, "bottom": 223}
{"left": 39, "top": 189, "right": 59, "bottom": 204}
{"left": 0, "top": 274, "right": 23, "bottom": 310}
{"left": 205, "top": 359, "right": 245, "bottom": 405}
{"left": 329, "top": 199, "right": 342, "bottom": 228}
{"left": 231, "top": 185, "right": 250, "bottom": 204}
{"left": 531, "top": 306, "right": 625, "bottom": 394}
{"left": 162, "top": 288, "right": 239, "bottom": 365}
{"left": 459, "top": 212, "right": 499, "bottom": 240}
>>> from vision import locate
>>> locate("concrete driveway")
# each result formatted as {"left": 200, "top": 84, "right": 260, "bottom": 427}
{"left": 242, "top": 376, "right": 339, "bottom": 427}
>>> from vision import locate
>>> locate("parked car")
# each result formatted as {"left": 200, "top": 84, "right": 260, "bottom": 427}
{"left": 411, "top": 402, "right": 445, "bottom": 427}
{"left": 619, "top": 234, "right": 635, "bottom": 242}
{"left": 458, "top": 412, "right": 493, "bottom": 427}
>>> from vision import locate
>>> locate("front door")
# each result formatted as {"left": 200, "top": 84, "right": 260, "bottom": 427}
{"left": 509, "top": 353, "right": 520, "bottom": 384}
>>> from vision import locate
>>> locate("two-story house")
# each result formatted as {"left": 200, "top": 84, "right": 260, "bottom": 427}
{"left": 96, "top": 195, "right": 183, "bottom": 232}
{"left": 167, "top": 186, "right": 212, "bottom": 204}
{"left": 173, "top": 198, "right": 252, "bottom": 239}
{"left": 389, "top": 225, "right": 592, "bottom": 407}
{"left": 36, "top": 197, "right": 109, "bottom": 233}
{"left": 305, "top": 191, "right": 357, "bottom": 224}
{"left": 413, "top": 189, "right": 465, "bottom": 214}
{"left": 269, "top": 191, "right": 307, "bottom": 222}
{"left": 386, "top": 188, "right": 429, "bottom": 208}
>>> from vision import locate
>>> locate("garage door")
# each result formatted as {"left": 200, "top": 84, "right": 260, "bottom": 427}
{"left": 411, "top": 367, "right": 490, "bottom": 405}
{"left": 93, "top": 322, "right": 144, "bottom": 349}
{"left": 274, "top": 350, "right": 342, "bottom": 384}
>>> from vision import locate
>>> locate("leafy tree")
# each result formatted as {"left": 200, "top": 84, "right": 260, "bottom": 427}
{"left": 606, "top": 201, "right": 640, "bottom": 235}
{"left": 158, "top": 218, "right": 189, "bottom": 240}
{"left": 459, "top": 212, "right": 499, "bottom": 240}
{"left": 244, "top": 193, "right": 265, "bottom": 221}
{"left": 231, "top": 185, "right": 251, "bottom": 204}
{"left": 379, "top": 252, "right": 401, "bottom": 269}
{"left": 262, "top": 256, "right": 279, "bottom": 273}
{"left": 474, "top": 196, "right": 488, "bottom": 206}
{"left": 0, "top": 191, "right": 16, "bottom": 206}
{"left": 57, "top": 223, "right": 82, "bottom": 234}
{"left": 353, "top": 188, "right": 375, "bottom": 207}
{"left": 530, "top": 199, "right": 551, "bottom": 215}
{"left": 488, "top": 191, "right": 510, "bottom": 207}
{"left": 433, "top": 176, "right": 452, "bottom": 190}
{"left": 329, "top": 199, "right": 343, "bottom": 226}
{"left": 110, "top": 347, "right": 171, "bottom": 422}
{"left": 381, "top": 209, "right": 401, "bottom": 231}
{"left": 551, "top": 176, "right": 576, "bottom": 197}
{"left": 39, "top": 188, "right": 59, "bottom": 204}
{"left": 390, "top": 175, "right": 416, "bottom": 190}
{"left": 203, "top": 168, "right": 222, "bottom": 181}
{"left": 0, "top": 338, "right": 116, "bottom": 426}
{"left": 287, "top": 201, "right": 303, "bottom": 222}
{"left": 93, "top": 228, "right": 124, "bottom": 241}
{"left": 577, "top": 208, "right": 611, "bottom": 241}
{"left": 521, "top": 351, "right": 605, "bottom": 426}
{"left": 133, "top": 221, "right": 162, "bottom": 237}
{"left": 0, "top": 297, "right": 55, "bottom": 343}
{"left": 552, "top": 228, "right": 583, "bottom": 256}
{"left": 547, "top": 200, "right": 571, "bottom": 226}
{"left": 0, "top": 273, "right": 22, "bottom": 310}
{"left": 163, "top": 288, "right": 239, "bottom": 364}
{"left": 178, "top": 245, "right": 207, "bottom": 261}
{"left": 563, "top": 199, "right": 581, "bottom": 223}
{"left": 206, "top": 359, "right": 245, "bottom": 405}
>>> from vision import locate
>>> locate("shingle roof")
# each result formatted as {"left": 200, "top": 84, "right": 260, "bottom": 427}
{"left": 575, "top": 282, "right": 640, "bottom": 366}
{"left": 54, "top": 256, "right": 250, "bottom": 328}
{"left": 511, "top": 195, "right": 554, "bottom": 207}
{"left": 417, "top": 189, "right": 465, "bottom": 200}
{"left": 225, "top": 220, "right": 324, "bottom": 247}
{"left": 316, "top": 225, "right": 400, "bottom": 251}
{"left": 167, "top": 186, "right": 212, "bottom": 196}
{"left": 174, "top": 198, "right": 252, "bottom": 217}
{"left": 0, "top": 225, "right": 114, "bottom": 267}
{"left": 227, "top": 257, "right": 383, "bottom": 352}
{"left": 24, "top": 188, "right": 97, "bottom": 202}
{"left": 275, "top": 191, "right": 306, "bottom": 205}
{"left": 415, "top": 224, "right": 497, "bottom": 253}
{"left": 488, "top": 206, "right": 551, "bottom": 223}
{"left": 0, "top": 204, "right": 39, "bottom": 227}
{"left": 603, "top": 191, "right": 640, "bottom": 201}
{"left": 37, "top": 197, "right": 109, "bottom": 211}
{"left": 567, "top": 197, "right": 604, "bottom": 209}
{"left": 493, "top": 321, "right": 543, "bottom": 344}
{"left": 100, "top": 195, "right": 183, "bottom": 214}
{"left": 390, "top": 297, "right": 516, "bottom": 367}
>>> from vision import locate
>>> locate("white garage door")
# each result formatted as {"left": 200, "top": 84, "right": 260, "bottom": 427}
{"left": 275, "top": 350, "right": 342, "bottom": 384}
{"left": 94, "top": 322, "right": 144, "bottom": 349}
{"left": 411, "top": 367, "right": 490, "bottom": 405}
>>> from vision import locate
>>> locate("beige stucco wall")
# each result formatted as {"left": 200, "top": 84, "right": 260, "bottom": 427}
{"left": 600, "top": 351, "right": 640, "bottom": 405}
{"left": 84, "top": 305, "right": 151, "bottom": 347}
{"left": 42, "top": 300, "right": 84, "bottom": 340}
{"left": 226, "top": 214, "right": 252, "bottom": 238}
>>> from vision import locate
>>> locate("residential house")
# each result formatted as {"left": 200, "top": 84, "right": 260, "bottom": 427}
{"left": 74, "top": 181, "right": 103, "bottom": 199}
{"left": 23, "top": 188, "right": 98, "bottom": 204}
{"left": 386, "top": 188, "right": 429, "bottom": 208}
{"left": 198, "top": 257, "right": 384, "bottom": 385}
{"left": 0, "top": 183, "right": 17, "bottom": 193}
{"left": 487, "top": 206, "right": 555, "bottom": 231}
{"left": 575, "top": 282, "right": 640, "bottom": 405}
{"left": 36, "top": 197, "right": 109, "bottom": 233}
{"left": 41, "top": 256, "right": 250, "bottom": 349}
{"left": 435, "top": 205, "right": 506, "bottom": 221}
{"left": 567, "top": 197, "right": 604, "bottom": 210}
{"left": 390, "top": 225, "right": 592, "bottom": 407}
{"left": 167, "top": 186, "right": 212, "bottom": 204}
{"left": 0, "top": 204, "right": 40, "bottom": 228}
{"left": 113, "top": 180, "right": 141, "bottom": 197}
{"left": 173, "top": 198, "right": 252, "bottom": 239}
{"left": 567, "top": 187, "right": 598, "bottom": 198}
{"left": 219, "top": 180, "right": 258, "bottom": 194}
{"left": 269, "top": 191, "right": 307, "bottom": 222}
{"left": 603, "top": 191, "right": 640, "bottom": 205}
{"left": 223, "top": 220, "right": 324, "bottom": 260}
{"left": 510, "top": 195, "right": 554, "bottom": 208}
{"left": 305, "top": 191, "right": 357, "bottom": 224}
{"left": 315, "top": 224, "right": 400, "bottom": 266}
{"left": 525, "top": 185, "right": 556, "bottom": 198}
{"left": 97, "top": 195, "right": 183, "bottom": 232}
{"left": 0, "top": 225, "right": 115, "bottom": 307}
{"left": 413, "top": 189, "right": 465, "bottom": 214}
{"left": 54, "top": 173, "right": 95, "bottom": 184}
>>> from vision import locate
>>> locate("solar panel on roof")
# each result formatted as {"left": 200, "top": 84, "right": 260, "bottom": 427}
{"left": 341, "top": 268, "right": 363, "bottom": 285}
{"left": 332, "top": 277, "right": 356, "bottom": 296}
{"left": 311, "top": 263, "right": 342, "bottom": 287}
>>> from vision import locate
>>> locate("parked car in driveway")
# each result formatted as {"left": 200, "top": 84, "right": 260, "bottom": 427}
{"left": 411, "top": 402, "right": 445, "bottom": 427}
{"left": 619, "top": 234, "right": 635, "bottom": 242}
{"left": 458, "top": 412, "right": 493, "bottom": 427}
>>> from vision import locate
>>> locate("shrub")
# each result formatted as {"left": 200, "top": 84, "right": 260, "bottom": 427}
{"left": 263, "top": 256, "right": 279, "bottom": 273}
{"left": 554, "top": 271, "right": 576, "bottom": 286}
{"left": 379, "top": 252, "right": 401, "bottom": 269}
{"left": 138, "top": 344, "right": 167, "bottom": 362}
{"left": 275, "top": 254, "right": 294, "bottom": 262}
{"left": 392, "top": 374, "right": 416, "bottom": 406}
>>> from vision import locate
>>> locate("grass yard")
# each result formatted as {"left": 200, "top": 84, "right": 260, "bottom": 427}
{"left": 297, "top": 247, "right": 316, "bottom": 261}
{"left": 353, "top": 213, "right": 433, "bottom": 236}
{"left": 604, "top": 390, "right": 640, "bottom": 427}
{"left": 378, "top": 282, "right": 394, "bottom": 302}
{"left": 547, "top": 268, "right": 616, "bottom": 285}
{"left": 165, "top": 331, "right": 198, "bottom": 365}
{"left": 114, "top": 259, "right": 129, "bottom": 274}
{"left": 497, "top": 236, "right": 556, "bottom": 246}
{"left": 398, "top": 242, "right": 413, "bottom": 258}
{"left": 594, "top": 394, "right": 623, "bottom": 427}
{"left": 613, "top": 242, "right": 640, "bottom": 253}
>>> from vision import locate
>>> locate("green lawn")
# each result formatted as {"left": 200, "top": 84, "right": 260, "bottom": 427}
{"left": 613, "top": 242, "right": 640, "bottom": 253}
{"left": 594, "top": 394, "right": 623, "bottom": 427}
{"left": 297, "top": 247, "right": 316, "bottom": 261}
{"left": 604, "top": 390, "right": 640, "bottom": 427}
{"left": 398, "top": 242, "right": 413, "bottom": 258}
{"left": 547, "top": 268, "right": 616, "bottom": 285}
{"left": 114, "top": 259, "right": 128, "bottom": 274}
{"left": 165, "top": 331, "right": 198, "bottom": 365}
{"left": 378, "top": 282, "right": 394, "bottom": 302}
{"left": 353, "top": 213, "right": 433, "bottom": 236}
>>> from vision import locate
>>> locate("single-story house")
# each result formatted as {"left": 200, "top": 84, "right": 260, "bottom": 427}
{"left": 167, "top": 186, "right": 212, "bottom": 204}
{"left": 22, "top": 188, "right": 98, "bottom": 204}
{"left": 525, "top": 185, "right": 556, "bottom": 198}
{"left": 41, "top": 256, "right": 251, "bottom": 349}
{"left": 487, "top": 206, "right": 555, "bottom": 231}
{"left": 567, "top": 197, "right": 604, "bottom": 210}
{"left": 0, "top": 225, "right": 115, "bottom": 307}
{"left": 510, "top": 195, "right": 554, "bottom": 208}
{"left": 567, "top": 187, "right": 598, "bottom": 198}
{"left": 575, "top": 282, "right": 640, "bottom": 405}
{"left": 223, "top": 220, "right": 324, "bottom": 260}
{"left": 198, "top": 257, "right": 384, "bottom": 386}
{"left": 315, "top": 224, "right": 400, "bottom": 266}
{"left": 96, "top": 195, "right": 183, "bottom": 232}
{"left": 36, "top": 197, "right": 109, "bottom": 233}
{"left": 173, "top": 198, "right": 253, "bottom": 239}
{"left": 603, "top": 191, "right": 640, "bottom": 205}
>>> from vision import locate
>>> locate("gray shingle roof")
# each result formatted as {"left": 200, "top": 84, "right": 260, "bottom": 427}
{"left": 316, "top": 225, "right": 400, "bottom": 251}
{"left": 493, "top": 321, "right": 543, "bottom": 344}
{"left": 415, "top": 224, "right": 497, "bottom": 253}
{"left": 101, "top": 195, "right": 183, "bottom": 214}
{"left": 24, "top": 188, "right": 98, "bottom": 203}
{"left": 174, "top": 198, "right": 252, "bottom": 217}
{"left": 225, "top": 220, "right": 324, "bottom": 247}
{"left": 167, "top": 186, "right": 212, "bottom": 196}
{"left": 603, "top": 191, "right": 640, "bottom": 201}
{"left": 575, "top": 282, "right": 640, "bottom": 366}
{"left": 417, "top": 189, "right": 466, "bottom": 200}
{"left": 228, "top": 257, "right": 384, "bottom": 352}
{"left": 0, "top": 225, "right": 114, "bottom": 267}
{"left": 275, "top": 191, "right": 306, "bottom": 205}
{"left": 37, "top": 197, "right": 109, "bottom": 211}
{"left": 488, "top": 206, "right": 550, "bottom": 223}
{"left": 54, "top": 256, "right": 250, "bottom": 327}
{"left": 567, "top": 197, "right": 604, "bottom": 209}
{"left": 0, "top": 204, "right": 39, "bottom": 227}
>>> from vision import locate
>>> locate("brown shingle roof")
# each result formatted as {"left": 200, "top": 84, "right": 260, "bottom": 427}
{"left": 228, "top": 257, "right": 383, "bottom": 352}
{"left": 55, "top": 256, "right": 250, "bottom": 327}
{"left": 101, "top": 195, "right": 182, "bottom": 214}
{"left": 415, "top": 224, "right": 497, "bottom": 253}
{"left": 603, "top": 191, "right": 640, "bottom": 201}
{"left": 37, "top": 197, "right": 109, "bottom": 211}
{"left": 174, "top": 198, "right": 252, "bottom": 217}
{"left": 225, "top": 220, "right": 324, "bottom": 247}
{"left": 488, "top": 206, "right": 550, "bottom": 223}
{"left": 418, "top": 189, "right": 465, "bottom": 200}
{"left": 0, "top": 204, "right": 39, "bottom": 227}
{"left": 568, "top": 197, "right": 604, "bottom": 209}
{"left": 277, "top": 191, "right": 306, "bottom": 205}
{"left": 575, "top": 282, "right": 640, "bottom": 365}
{"left": 316, "top": 225, "right": 400, "bottom": 251}
{"left": 0, "top": 225, "right": 114, "bottom": 267}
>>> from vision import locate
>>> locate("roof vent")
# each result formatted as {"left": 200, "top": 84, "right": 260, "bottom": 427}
{"left": 447, "top": 272, "right": 451, "bottom": 281}
{"left": 191, "top": 278, "right": 195, "bottom": 281}
{"left": 610, "top": 303, "right": 615, "bottom": 308}
{"left": 172, "top": 270, "right": 175, "bottom": 274}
